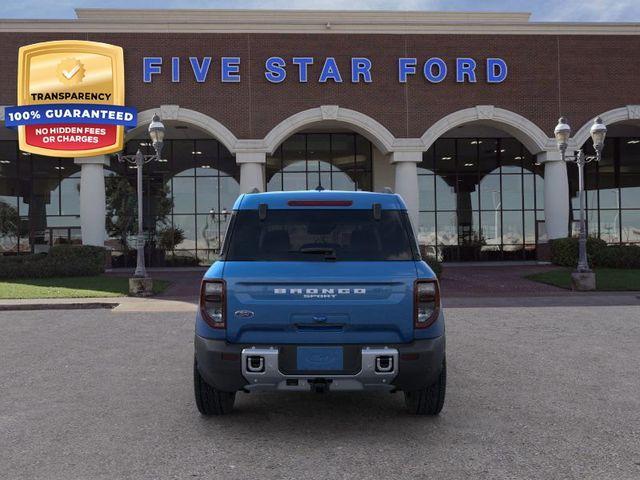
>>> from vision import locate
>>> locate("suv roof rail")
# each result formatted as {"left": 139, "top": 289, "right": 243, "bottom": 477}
{"left": 382, "top": 187, "right": 394, "bottom": 194}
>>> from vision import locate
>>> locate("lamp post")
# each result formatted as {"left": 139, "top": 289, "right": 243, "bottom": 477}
{"left": 117, "top": 114, "right": 165, "bottom": 294}
{"left": 553, "top": 116, "right": 607, "bottom": 289}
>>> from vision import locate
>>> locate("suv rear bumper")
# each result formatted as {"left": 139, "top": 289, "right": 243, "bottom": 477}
{"left": 194, "top": 335, "right": 445, "bottom": 393}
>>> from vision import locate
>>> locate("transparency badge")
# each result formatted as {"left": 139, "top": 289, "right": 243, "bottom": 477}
{"left": 5, "top": 40, "right": 137, "bottom": 157}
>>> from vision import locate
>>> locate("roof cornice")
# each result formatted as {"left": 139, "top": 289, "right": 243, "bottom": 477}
{"left": 0, "top": 9, "right": 638, "bottom": 35}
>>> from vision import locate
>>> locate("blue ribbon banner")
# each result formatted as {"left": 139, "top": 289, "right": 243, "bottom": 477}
{"left": 4, "top": 104, "right": 138, "bottom": 128}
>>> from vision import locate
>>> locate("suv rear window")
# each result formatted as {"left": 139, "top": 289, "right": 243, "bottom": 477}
{"left": 223, "top": 209, "right": 418, "bottom": 261}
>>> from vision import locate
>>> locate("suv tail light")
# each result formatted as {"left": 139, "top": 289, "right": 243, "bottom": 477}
{"left": 414, "top": 279, "right": 440, "bottom": 329}
{"left": 200, "top": 279, "right": 226, "bottom": 329}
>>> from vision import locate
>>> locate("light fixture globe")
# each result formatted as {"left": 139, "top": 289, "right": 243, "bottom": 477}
{"left": 590, "top": 116, "right": 607, "bottom": 153}
{"left": 148, "top": 113, "right": 165, "bottom": 149}
{"left": 554, "top": 117, "right": 571, "bottom": 153}
{"left": 148, "top": 114, "right": 165, "bottom": 141}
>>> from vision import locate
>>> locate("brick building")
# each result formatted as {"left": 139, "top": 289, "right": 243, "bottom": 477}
{"left": 0, "top": 9, "right": 639, "bottom": 264}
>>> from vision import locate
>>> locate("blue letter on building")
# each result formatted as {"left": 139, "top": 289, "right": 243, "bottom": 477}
{"left": 292, "top": 57, "right": 313, "bottom": 82}
{"left": 351, "top": 58, "right": 372, "bottom": 83}
{"left": 456, "top": 58, "right": 477, "bottom": 83}
{"left": 265, "top": 57, "right": 287, "bottom": 83}
{"left": 319, "top": 57, "right": 343, "bottom": 83}
{"left": 190, "top": 57, "right": 211, "bottom": 83}
{"left": 424, "top": 58, "right": 447, "bottom": 83}
{"left": 143, "top": 57, "right": 162, "bottom": 83}
{"left": 171, "top": 57, "right": 180, "bottom": 83}
{"left": 398, "top": 58, "right": 417, "bottom": 83}
{"left": 487, "top": 58, "right": 508, "bottom": 83}
{"left": 221, "top": 57, "right": 241, "bottom": 83}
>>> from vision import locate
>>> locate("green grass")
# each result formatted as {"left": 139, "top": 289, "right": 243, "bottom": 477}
{"left": 0, "top": 276, "right": 170, "bottom": 299}
{"left": 526, "top": 268, "right": 640, "bottom": 291}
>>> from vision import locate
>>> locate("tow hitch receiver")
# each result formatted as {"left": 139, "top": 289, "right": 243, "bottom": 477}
{"left": 375, "top": 355, "right": 394, "bottom": 373}
{"left": 246, "top": 355, "right": 265, "bottom": 373}
{"left": 308, "top": 378, "right": 332, "bottom": 393}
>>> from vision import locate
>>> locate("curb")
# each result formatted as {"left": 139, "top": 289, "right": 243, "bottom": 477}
{"left": 0, "top": 302, "right": 119, "bottom": 311}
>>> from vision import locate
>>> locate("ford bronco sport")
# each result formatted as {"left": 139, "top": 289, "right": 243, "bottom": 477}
{"left": 194, "top": 190, "right": 445, "bottom": 415}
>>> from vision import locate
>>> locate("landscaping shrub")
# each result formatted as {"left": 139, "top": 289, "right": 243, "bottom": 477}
{"left": 164, "top": 254, "right": 201, "bottom": 267}
{"left": 424, "top": 256, "right": 443, "bottom": 277}
{"left": 592, "top": 244, "right": 640, "bottom": 268}
{"left": 0, "top": 245, "right": 106, "bottom": 279}
{"left": 418, "top": 244, "right": 443, "bottom": 277}
{"left": 550, "top": 237, "right": 640, "bottom": 268}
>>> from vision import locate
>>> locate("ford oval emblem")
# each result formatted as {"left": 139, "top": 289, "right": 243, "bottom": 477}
{"left": 234, "top": 310, "right": 255, "bottom": 319}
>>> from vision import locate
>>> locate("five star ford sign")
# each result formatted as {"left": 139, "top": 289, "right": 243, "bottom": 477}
{"left": 4, "top": 40, "right": 137, "bottom": 158}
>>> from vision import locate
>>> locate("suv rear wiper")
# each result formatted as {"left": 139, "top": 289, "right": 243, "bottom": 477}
{"left": 291, "top": 247, "right": 337, "bottom": 260}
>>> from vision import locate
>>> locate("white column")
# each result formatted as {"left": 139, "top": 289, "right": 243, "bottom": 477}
{"left": 538, "top": 151, "right": 569, "bottom": 239}
{"left": 237, "top": 152, "right": 266, "bottom": 193}
{"left": 74, "top": 155, "right": 109, "bottom": 246}
{"left": 391, "top": 150, "right": 421, "bottom": 230}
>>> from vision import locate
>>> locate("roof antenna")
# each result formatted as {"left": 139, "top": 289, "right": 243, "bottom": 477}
{"left": 248, "top": 187, "right": 260, "bottom": 194}
{"left": 383, "top": 187, "right": 394, "bottom": 194}
{"left": 315, "top": 185, "right": 325, "bottom": 192}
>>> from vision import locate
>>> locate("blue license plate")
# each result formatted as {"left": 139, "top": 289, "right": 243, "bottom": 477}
{"left": 296, "top": 346, "right": 343, "bottom": 371}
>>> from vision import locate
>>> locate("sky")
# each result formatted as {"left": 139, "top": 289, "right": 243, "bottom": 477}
{"left": 0, "top": 0, "right": 639, "bottom": 22}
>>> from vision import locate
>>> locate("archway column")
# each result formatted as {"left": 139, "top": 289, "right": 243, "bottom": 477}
{"left": 237, "top": 151, "right": 266, "bottom": 193}
{"left": 538, "top": 151, "right": 569, "bottom": 240}
{"left": 391, "top": 150, "right": 422, "bottom": 230}
{"left": 74, "top": 155, "right": 109, "bottom": 246}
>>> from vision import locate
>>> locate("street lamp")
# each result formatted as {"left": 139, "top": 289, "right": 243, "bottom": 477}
{"left": 554, "top": 116, "right": 607, "bottom": 287}
{"left": 117, "top": 114, "right": 165, "bottom": 289}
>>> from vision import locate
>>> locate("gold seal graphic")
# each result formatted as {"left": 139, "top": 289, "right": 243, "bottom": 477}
{"left": 17, "top": 40, "right": 125, "bottom": 157}
{"left": 56, "top": 58, "right": 85, "bottom": 85}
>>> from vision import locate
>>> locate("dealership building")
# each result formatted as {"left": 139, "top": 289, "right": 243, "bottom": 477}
{"left": 0, "top": 8, "right": 639, "bottom": 264}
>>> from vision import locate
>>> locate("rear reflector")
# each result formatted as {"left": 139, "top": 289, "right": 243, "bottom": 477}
{"left": 287, "top": 200, "right": 353, "bottom": 207}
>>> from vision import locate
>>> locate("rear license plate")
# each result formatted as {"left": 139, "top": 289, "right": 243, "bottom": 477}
{"left": 296, "top": 346, "right": 343, "bottom": 371}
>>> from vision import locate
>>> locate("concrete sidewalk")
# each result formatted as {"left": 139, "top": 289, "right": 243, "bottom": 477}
{"left": 0, "top": 291, "right": 638, "bottom": 313}
{"left": 0, "top": 295, "right": 197, "bottom": 312}
{"left": 0, "top": 265, "right": 638, "bottom": 311}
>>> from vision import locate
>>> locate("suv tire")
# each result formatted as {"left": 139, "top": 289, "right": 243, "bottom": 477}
{"left": 404, "top": 358, "right": 446, "bottom": 415}
{"left": 194, "top": 359, "right": 236, "bottom": 415}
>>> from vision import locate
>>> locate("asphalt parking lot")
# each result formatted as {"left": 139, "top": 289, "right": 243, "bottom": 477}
{"left": 2, "top": 305, "right": 640, "bottom": 480}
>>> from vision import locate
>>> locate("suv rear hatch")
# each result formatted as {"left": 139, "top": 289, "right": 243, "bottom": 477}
{"left": 220, "top": 206, "right": 420, "bottom": 344}
{"left": 223, "top": 261, "right": 416, "bottom": 344}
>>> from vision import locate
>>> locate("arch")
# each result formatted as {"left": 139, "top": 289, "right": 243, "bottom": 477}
{"left": 263, "top": 106, "right": 396, "bottom": 155}
{"left": 127, "top": 106, "right": 239, "bottom": 154}
{"left": 572, "top": 105, "right": 640, "bottom": 148}
{"left": 420, "top": 106, "right": 552, "bottom": 154}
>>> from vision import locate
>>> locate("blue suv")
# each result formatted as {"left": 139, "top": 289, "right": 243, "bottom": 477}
{"left": 194, "top": 190, "right": 445, "bottom": 415}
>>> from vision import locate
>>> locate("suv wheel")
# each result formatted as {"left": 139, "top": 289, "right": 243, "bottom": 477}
{"left": 194, "top": 359, "right": 236, "bottom": 415}
{"left": 404, "top": 358, "right": 446, "bottom": 415}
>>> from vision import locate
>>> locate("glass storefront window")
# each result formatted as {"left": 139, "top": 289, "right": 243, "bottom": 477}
{"left": 420, "top": 136, "right": 545, "bottom": 260}
{"left": 568, "top": 136, "right": 640, "bottom": 245}
{"left": 599, "top": 210, "right": 620, "bottom": 243}
{"left": 60, "top": 176, "right": 80, "bottom": 216}
{"left": 435, "top": 175, "right": 456, "bottom": 211}
{"left": 172, "top": 177, "right": 196, "bottom": 213}
{"left": 621, "top": 174, "right": 640, "bottom": 209}
{"left": 195, "top": 177, "right": 219, "bottom": 214}
{"left": 479, "top": 175, "right": 501, "bottom": 211}
{"left": 418, "top": 174, "right": 435, "bottom": 211}
{"left": 436, "top": 211, "right": 457, "bottom": 246}
{"left": 501, "top": 175, "right": 523, "bottom": 210}
{"left": 621, "top": 210, "right": 640, "bottom": 243}
{"left": 266, "top": 133, "right": 373, "bottom": 193}
{"left": 105, "top": 138, "right": 240, "bottom": 266}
